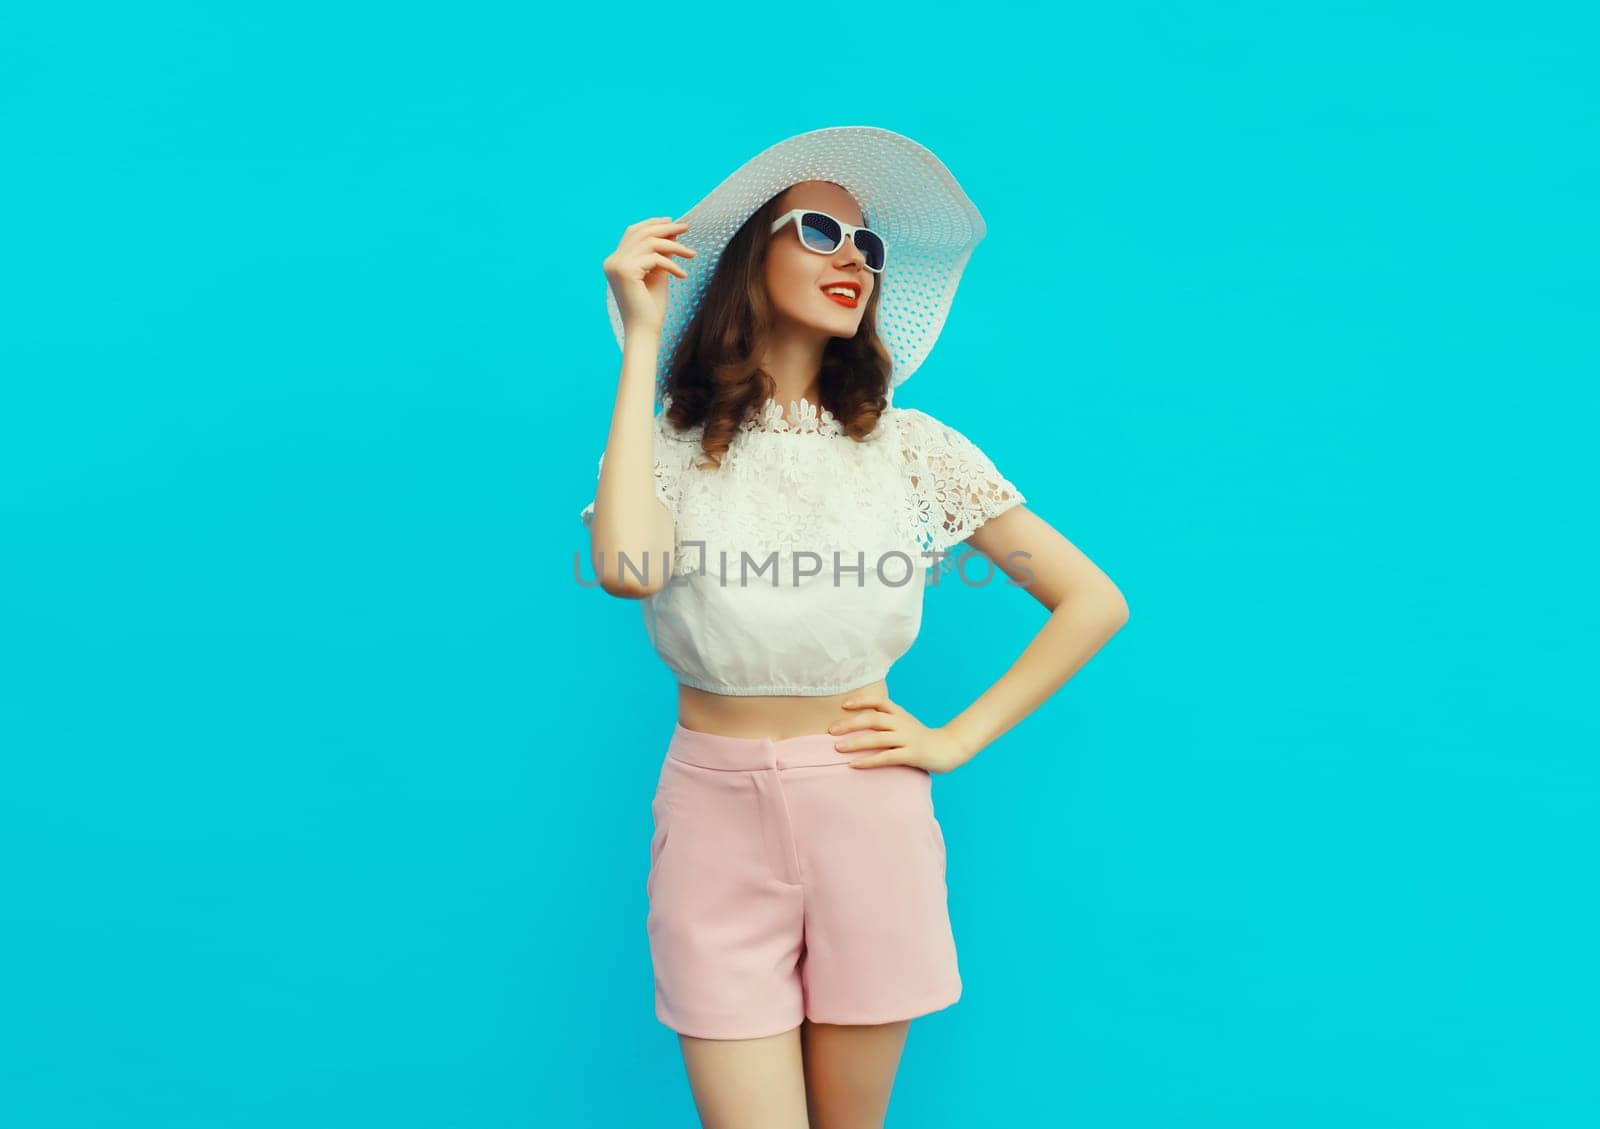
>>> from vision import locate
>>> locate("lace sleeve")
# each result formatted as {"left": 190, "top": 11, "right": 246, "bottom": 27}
{"left": 896, "top": 407, "right": 1026, "bottom": 560}
{"left": 580, "top": 410, "right": 701, "bottom": 528}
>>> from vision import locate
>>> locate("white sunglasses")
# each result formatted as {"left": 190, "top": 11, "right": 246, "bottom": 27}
{"left": 769, "top": 209, "right": 887, "bottom": 273}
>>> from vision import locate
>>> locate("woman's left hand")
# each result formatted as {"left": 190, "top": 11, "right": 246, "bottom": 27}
{"left": 827, "top": 690, "right": 971, "bottom": 774}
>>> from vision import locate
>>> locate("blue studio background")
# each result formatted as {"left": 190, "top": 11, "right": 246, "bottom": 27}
{"left": 2, "top": 3, "right": 1595, "bottom": 1127}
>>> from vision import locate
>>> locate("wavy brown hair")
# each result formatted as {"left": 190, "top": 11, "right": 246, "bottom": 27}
{"left": 659, "top": 186, "right": 894, "bottom": 468}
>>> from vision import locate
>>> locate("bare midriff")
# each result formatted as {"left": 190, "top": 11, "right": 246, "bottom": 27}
{"left": 676, "top": 678, "right": 890, "bottom": 741}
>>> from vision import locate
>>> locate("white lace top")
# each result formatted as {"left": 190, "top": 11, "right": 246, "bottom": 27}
{"left": 580, "top": 394, "right": 1026, "bottom": 696}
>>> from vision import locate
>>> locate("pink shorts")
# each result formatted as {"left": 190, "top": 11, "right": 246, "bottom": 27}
{"left": 645, "top": 721, "right": 962, "bottom": 1040}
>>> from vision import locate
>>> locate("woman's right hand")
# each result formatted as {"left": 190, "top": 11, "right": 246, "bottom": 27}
{"left": 602, "top": 216, "right": 697, "bottom": 338}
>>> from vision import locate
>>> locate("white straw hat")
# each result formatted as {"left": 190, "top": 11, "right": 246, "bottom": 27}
{"left": 605, "top": 125, "right": 987, "bottom": 406}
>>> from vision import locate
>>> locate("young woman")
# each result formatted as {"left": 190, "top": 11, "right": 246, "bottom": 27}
{"left": 581, "top": 127, "right": 1129, "bottom": 1129}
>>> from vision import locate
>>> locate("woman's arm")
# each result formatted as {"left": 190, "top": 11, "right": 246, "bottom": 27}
{"left": 584, "top": 331, "right": 676, "bottom": 599}
{"left": 940, "top": 505, "right": 1130, "bottom": 761}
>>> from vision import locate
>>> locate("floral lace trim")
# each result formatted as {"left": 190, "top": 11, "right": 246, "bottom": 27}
{"left": 739, "top": 396, "right": 845, "bottom": 437}
{"left": 656, "top": 393, "right": 847, "bottom": 439}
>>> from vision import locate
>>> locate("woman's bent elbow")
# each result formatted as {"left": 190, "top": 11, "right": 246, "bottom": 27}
{"left": 598, "top": 575, "right": 665, "bottom": 600}
{"left": 1106, "top": 589, "right": 1131, "bottom": 629}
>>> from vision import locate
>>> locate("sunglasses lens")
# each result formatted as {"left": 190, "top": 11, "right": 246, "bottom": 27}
{"left": 799, "top": 211, "right": 842, "bottom": 253}
{"left": 855, "top": 229, "right": 886, "bottom": 272}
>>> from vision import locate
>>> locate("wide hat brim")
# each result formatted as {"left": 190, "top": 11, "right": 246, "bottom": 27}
{"left": 605, "top": 125, "right": 987, "bottom": 406}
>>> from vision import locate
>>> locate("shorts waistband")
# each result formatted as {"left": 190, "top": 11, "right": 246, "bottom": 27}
{"left": 668, "top": 721, "right": 856, "bottom": 771}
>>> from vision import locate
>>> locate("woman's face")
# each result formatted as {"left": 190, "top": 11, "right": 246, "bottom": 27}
{"left": 764, "top": 181, "right": 876, "bottom": 340}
